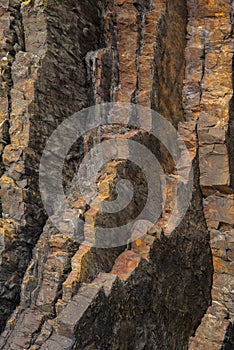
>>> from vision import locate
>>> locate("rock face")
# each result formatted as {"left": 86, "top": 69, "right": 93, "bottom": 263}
{"left": 0, "top": 0, "right": 233, "bottom": 349}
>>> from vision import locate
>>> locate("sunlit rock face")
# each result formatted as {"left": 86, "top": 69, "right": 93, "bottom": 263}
{"left": 0, "top": 0, "right": 233, "bottom": 349}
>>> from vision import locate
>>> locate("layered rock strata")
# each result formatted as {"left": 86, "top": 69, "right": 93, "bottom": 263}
{"left": 0, "top": 0, "right": 233, "bottom": 349}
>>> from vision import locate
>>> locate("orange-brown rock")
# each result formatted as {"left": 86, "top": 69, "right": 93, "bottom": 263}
{"left": 0, "top": 0, "right": 233, "bottom": 349}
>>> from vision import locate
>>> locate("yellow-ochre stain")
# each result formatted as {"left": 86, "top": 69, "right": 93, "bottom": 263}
{"left": 22, "top": 0, "right": 32, "bottom": 5}
{"left": 21, "top": 0, "right": 48, "bottom": 10}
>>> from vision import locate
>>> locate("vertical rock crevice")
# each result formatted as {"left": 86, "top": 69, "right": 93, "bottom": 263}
{"left": 0, "top": 0, "right": 25, "bottom": 213}
{"left": 186, "top": 0, "right": 234, "bottom": 348}
{"left": 0, "top": 0, "right": 107, "bottom": 334}
{"left": 0, "top": 0, "right": 27, "bottom": 332}
{"left": 221, "top": 321, "right": 234, "bottom": 350}
{"left": 152, "top": 0, "right": 187, "bottom": 126}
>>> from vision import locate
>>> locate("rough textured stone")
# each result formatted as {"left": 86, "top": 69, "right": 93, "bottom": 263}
{"left": 0, "top": 0, "right": 106, "bottom": 332}
{"left": 0, "top": 0, "right": 233, "bottom": 349}
{"left": 184, "top": 0, "right": 234, "bottom": 348}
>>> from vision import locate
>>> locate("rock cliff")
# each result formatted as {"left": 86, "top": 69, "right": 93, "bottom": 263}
{"left": 0, "top": 0, "right": 233, "bottom": 349}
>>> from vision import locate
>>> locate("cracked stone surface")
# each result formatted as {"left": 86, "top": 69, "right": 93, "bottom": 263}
{"left": 0, "top": 0, "right": 233, "bottom": 349}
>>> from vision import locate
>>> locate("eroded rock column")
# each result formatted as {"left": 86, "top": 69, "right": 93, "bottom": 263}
{"left": 0, "top": 0, "right": 105, "bottom": 333}
{"left": 183, "top": 0, "right": 234, "bottom": 348}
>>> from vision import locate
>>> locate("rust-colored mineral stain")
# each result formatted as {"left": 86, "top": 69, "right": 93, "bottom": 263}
{"left": 111, "top": 250, "right": 141, "bottom": 281}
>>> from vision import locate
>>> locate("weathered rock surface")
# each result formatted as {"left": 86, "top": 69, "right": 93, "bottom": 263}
{"left": 0, "top": 0, "right": 233, "bottom": 349}
{"left": 184, "top": 1, "right": 234, "bottom": 348}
